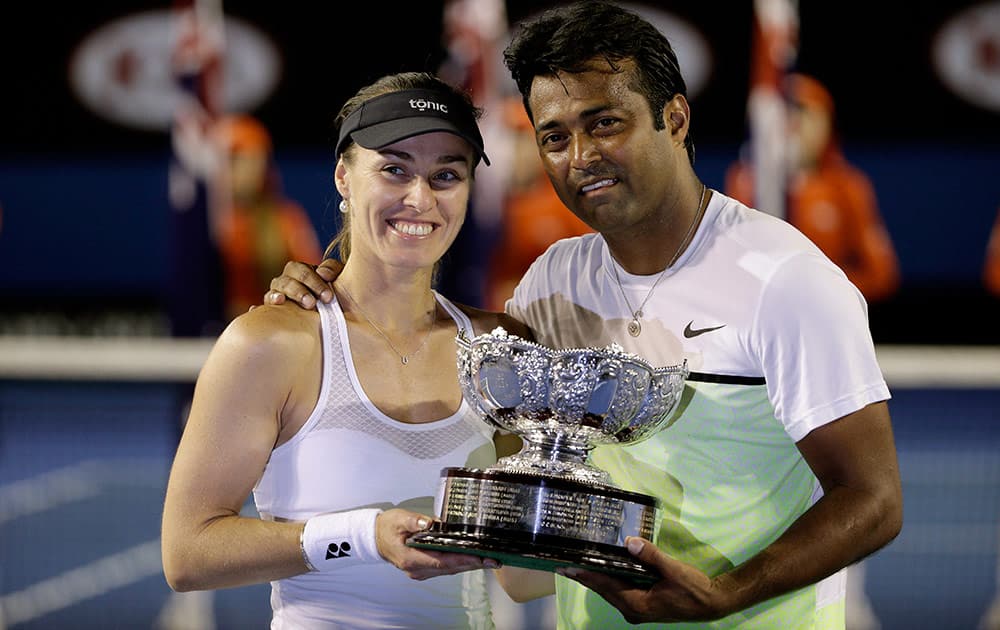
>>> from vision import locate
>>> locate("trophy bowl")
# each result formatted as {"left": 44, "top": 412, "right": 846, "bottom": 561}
{"left": 406, "top": 327, "right": 688, "bottom": 583}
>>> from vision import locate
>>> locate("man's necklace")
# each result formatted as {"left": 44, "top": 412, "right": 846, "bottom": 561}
{"left": 610, "top": 184, "right": 708, "bottom": 337}
{"left": 337, "top": 283, "right": 437, "bottom": 365}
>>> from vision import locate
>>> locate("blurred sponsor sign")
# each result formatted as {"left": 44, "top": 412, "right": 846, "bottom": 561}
{"left": 933, "top": 1, "right": 1000, "bottom": 112}
{"left": 69, "top": 9, "right": 281, "bottom": 130}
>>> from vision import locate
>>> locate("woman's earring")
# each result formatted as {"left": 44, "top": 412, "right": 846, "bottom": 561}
{"left": 339, "top": 199, "right": 349, "bottom": 214}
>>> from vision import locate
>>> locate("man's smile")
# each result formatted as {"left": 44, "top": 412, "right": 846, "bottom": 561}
{"left": 579, "top": 178, "right": 618, "bottom": 194}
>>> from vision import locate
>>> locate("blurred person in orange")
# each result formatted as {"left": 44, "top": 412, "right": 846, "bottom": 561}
{"left": 984, "top": 206, "right": 1000, "bottom": 297}
{"left": 483, "top": 97, "right": 593, "bottom": 311}
{"left": 726, "top": 73, "right": 901, "bottom": 304}
{"left": 214, "top": 114, "right": 323, "bottom": 320}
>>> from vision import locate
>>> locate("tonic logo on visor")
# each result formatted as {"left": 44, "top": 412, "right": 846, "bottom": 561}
{"left": 410, "top": 99, "right": 448, "bottom": 113}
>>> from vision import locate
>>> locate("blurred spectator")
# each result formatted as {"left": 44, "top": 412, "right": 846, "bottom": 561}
{"left": 213, "top": 115, "right": 323, "bottom": 320}
{"left": 984, "top": 205, "right": 1000, "bottom": 297}
{"left": 483, "top": 97, "right": 593, "bottom": 310}
{"left": 726, "top": 73, "right": 901, "bottom": 304}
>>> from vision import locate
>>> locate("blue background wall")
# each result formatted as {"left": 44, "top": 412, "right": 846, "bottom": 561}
{"left": 2, "top": 141, "right": 997, "bottom": 343}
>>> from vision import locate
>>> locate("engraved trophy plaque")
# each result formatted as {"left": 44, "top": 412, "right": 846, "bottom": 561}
{"left": 406, "top": 327, "right": 688, "bottom": 583}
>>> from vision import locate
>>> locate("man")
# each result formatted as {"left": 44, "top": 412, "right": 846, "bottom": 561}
{"left": 265, "top": 2, "right": 902, "bottom": 627}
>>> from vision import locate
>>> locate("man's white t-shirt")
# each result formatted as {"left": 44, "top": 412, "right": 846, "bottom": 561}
{"left": 507, "top": 191, "right": 890, "bottom": 629}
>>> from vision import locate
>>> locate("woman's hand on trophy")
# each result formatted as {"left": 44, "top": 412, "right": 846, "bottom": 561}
{"left": 374, "top": 509, "right": 500, "bottom": 580}
{"left": 557, "top": 537, "right": 732, "bottom": 624}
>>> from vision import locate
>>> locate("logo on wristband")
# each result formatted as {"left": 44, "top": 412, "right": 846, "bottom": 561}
{"left": 325, "top": 542, "right": 352, "bottom": 559}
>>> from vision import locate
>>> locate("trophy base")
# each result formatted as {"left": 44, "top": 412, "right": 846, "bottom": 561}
{"left": 405, "top": 467, "right": 661, "bottom": 585}
{"left": 407, "top": 525, "right": 659, "bottom": 585}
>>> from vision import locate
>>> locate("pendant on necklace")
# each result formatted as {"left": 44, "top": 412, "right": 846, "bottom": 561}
{"left": 627, "top": 317, "right": 642, "bottom": 337}
{"left": 400, "top": 356, "right": 409, "bottom": 365}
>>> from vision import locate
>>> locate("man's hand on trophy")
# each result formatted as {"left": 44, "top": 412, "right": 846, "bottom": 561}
{"left": 557, "top": 537, "right": 731, "bottom": 624}
{"left": 375, "top": 509, "right": 500, "bottom": 580}
{"left": 262, "top": 259, "right": 342, "bottom": 309}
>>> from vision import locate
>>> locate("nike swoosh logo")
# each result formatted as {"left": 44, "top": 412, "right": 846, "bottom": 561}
{"left": 683, "top": 321, "right": 726, "bottom": 338}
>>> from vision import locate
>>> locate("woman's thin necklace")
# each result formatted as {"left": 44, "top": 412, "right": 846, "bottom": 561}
{"left": 337, "top": 283, "right": 437, "bottom": 365}
{"left": 611, "top": 184, "right": 708, "bottom": 337}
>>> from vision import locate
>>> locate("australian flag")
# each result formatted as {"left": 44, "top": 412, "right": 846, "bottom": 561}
{"left": 746, "top": 0, "right": 798, "bottom": 219}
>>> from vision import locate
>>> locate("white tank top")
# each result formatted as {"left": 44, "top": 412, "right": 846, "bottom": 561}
{"left": 253, "top": 292, "right": 497, "bottom": 629}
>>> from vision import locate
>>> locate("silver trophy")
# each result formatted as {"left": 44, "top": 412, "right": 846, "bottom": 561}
{"left": 407, "top": 327, "right": 688, "bottom": 583}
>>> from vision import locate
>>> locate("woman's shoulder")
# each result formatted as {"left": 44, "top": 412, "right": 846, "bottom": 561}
{"left": 194, "top": 302, "right": 322, "bottom": 425}
{"left": 219, "top": 302, "right": 321, "bottom": 359}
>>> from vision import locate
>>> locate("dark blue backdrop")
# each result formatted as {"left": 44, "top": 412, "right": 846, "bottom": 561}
{"left": 2, "top": 141, "right": 997, "bottom": 343}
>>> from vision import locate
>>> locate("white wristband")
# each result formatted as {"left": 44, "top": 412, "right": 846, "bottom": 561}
{"left": 300, "top": 509, "right": 383, "bottom": 572}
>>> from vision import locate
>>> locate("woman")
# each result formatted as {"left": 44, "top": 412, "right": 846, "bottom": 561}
{"left": 161, "top": 72, "right": 539, "bottom": 629}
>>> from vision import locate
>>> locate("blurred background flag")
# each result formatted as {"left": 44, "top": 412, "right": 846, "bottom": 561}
{"left": 166, "top": 0, "right": 228, "bottom": 338}
{"left": 435, "top": 0, "right": 515, "bottom": 307}
{"left": 746, "top": 0, "right": 798, "bottom": 219}
{"left": 438, "top": 0, "right": 514, "bottom": 226}
{"left": 438, "top": 0, "right": 509, "bottom": 107}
